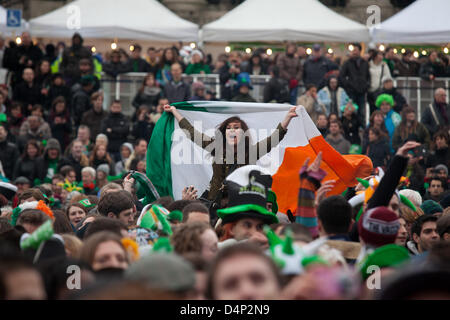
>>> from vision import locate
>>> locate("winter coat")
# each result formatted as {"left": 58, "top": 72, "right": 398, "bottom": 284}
{"left": 60, "top": 42, "right": 92, "bottom": 80}
{"left": 392, "top": 122, "right": 430, "bottom": 151}
{"left": 101, "top": 112, "right": 130, "bottom": 154}
{"left": 102, "top": 61, "right": 129, "bottom": 78}
{"left": 19, "top": 119, "right": 52, "bottom": 142}
{"left": 231, "top": 93, "right": 256, "bottom": 103}
{"left": 263, "top": 77, "right": 290, "bottom": 103}
{"left": 341, "top": 114, "right": 362, "bottom": 145}
{"left": 303, "top": 56, "right": 338, "bottom": 88}
{"left": 317, "top": 86, "right": 350, "bottom": 117}
{"left": 425, "top": 147, "right": 450, "bottom": 169}
{"left": 163, "top": 80, "right": 191, "bottom": 104}
{"left": 369, "top": 60, "right": 391, "bottom": 93}
{"left": 296, "top": 94, "right": 326, "bottom": 123}
{"left": 185, "top": 63, "right": 211, "bottom": 75}
{"left": 339, "top": 57, "right": 370, "bottom": 95}
{"left": 395, "top": 58, "right": 420, "bottom": 77}
{"left": 132, "top": 120, "right": 154, "bottom": 142}
{"left": 132, "top": 87, "right": 162, "bottom": 110}
{"left": 179, "top": 117, "right": 287, "bottom": 201}
{"left": 0, "top": 139, "right": 20, "bottom": 179}
{"left": 71, "top": 88, "right": 91, "bottom": 126}
{"left": 421, "top": 101, "right": 450, "bottom": 137}
{"left": 325, "top": 133, "right": 351, "bottom": 154}
{"left": 419, "top": 61, "right": 446, "bottom": 80}
{"left": 125, "top": 58, "right": 152, "bottom": 73}
{"left": 276, "top": 53, "right": 303, "bottom": 82}
{"left": 45, "top": 84, "right": 71, "bottom": 111}
{"left": 13, "top": 82, "right": 43, "bottom": 115}
{"left": 13, "top": 157, "right": 44, "bottom": 184}
{"left": 80, "top": 108, "right": 108, "bottom": 141}
{"left": 48, "top": 110, "right": 72, "bottom": 150}
{"left": 365, "top": 138, "right": 391, "bottom": 168}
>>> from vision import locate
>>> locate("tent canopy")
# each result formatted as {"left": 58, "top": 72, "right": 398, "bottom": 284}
{"left": 29, "top": 0, "right": 199, "bottom": 41}
{"left": 0, "top": 5, "right": 27, "bottom": 36}
{"left": 201, "top": 0, "right": 370, "bottom": 42}
{"left": 371, "top": 0, "right": 450, "bottom": 44}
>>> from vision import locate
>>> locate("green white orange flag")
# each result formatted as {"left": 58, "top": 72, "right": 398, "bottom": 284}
{"left": 146, "top": 101, "right": 372, "bottom": 214}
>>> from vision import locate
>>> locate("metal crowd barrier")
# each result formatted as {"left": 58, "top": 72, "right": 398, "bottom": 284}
{"left": 100, "top": 73, "right": 450, "bottom": 123}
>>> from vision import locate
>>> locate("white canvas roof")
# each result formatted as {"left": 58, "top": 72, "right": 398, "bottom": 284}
{"left": 371, "top": 0, "right": 450, "bottom": 44}
{"left": 201, "top": 0, "right": 370, "bottom": 42}
{"left": 29, "top": 0, "right": 199, "bottom": 41}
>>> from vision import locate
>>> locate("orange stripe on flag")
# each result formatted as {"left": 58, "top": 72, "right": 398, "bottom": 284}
{"left": 272, "top": 135, "right": 373, "bottom": 215}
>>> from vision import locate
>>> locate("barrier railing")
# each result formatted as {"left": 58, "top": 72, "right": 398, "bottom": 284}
{"left": 100, "top": 73, "right": 450, "bottom": 123}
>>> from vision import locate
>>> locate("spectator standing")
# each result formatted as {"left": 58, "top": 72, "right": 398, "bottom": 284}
{"left": 101, "top": 100, "right": 130, "bottom": 161}
{"left": 421, "top": 88, "right": 449, "bottom": 137}
{"left": 80, "top": 91, "right": 107, "bottom": 141}
{"left": 163, "top": 63, "right": 191, "bottom": 104}
{"left": 231, "top": 73, "right": 256, "bottom": 102}
{"left": 365, "top": 127, "right": 391, "bottom": 168}
{"left": 243, "top": 52, "right": 267, "bottom": 75}
{"left": 395, "top": 50, "right": 420, "bottom": 76}
{"left": 185, "top": 50, "right": 211, "bottom": 75}
{"left": 10, "top": 32, "right": 43, "bottom": 88}
{"left": 392, "top": 106, "right": 430, "bottom": 151}
{"left": 102, "top": 50, "right": 128, "bottom": 78}
{"left": 383, "top": 47, "right": 397, "bottom": 76}
{"left": 340, "top": 102, "right": 362, "bottom": 146}
{"left": 362, "top": 110, "right": 389, "bottom": 154}
{"left": 157, "top": 47, "right": 180, "bottom": 85}
{"left": 419, "top": 51, "right": 446, "bottom": 81}
{"left": 325, "top": 120, "right": 351, "bottom": 154}
{"left": 0, "top": 124, "right": 20, "bottom": 179}
{"left": 368, "top": 50, "right": 391, "bottom": 113}
{"left": 71, "top": 75, "right": 96, "bottom": 127}
{"left": 317, "top": 76, "right": 350, "bottom": 117}
{"left": 13, "top": 140, "right": 43, "bottom": 184}
{"left": 132, "top": 106, "right": 154, "bottom": 142}
{"left": 45, "top": 73, "right": 71, "bottom": 112}
{"left": 376, "top": 94, "right": 401, "bottom": 151}
{"left": 302, "top": 44, "right": 337, "bottom": 89}
{"left": 379, "top": 77, "right": 407, "bottom": 114}
{"left": 131, "top": 73, "right": 161, "bottom": 112}
{"left": 263, "top": 66, "right": 290, "bottom": 103}
{"left": 145, "top": 47, "right": 159, "bottom": 75}
{"left": 126, "top": 44, "right": 152, "bottom": 73}
{"left": 48, "top": 96, "right": 72, "bottom": 150}
{"left": 339, "top": 43, "right": 370, "bottom": 122}
{"left": 277, "top": 42, "right": 303, "bottom": 105}
{"left": 13, "top": 68, "right": 43, "bottom": 116}
{"left": 60, "top": 33, "right": 92, "bottom": 87}
{"left": 296, "top": 84, "right": 325, "bottom": 123}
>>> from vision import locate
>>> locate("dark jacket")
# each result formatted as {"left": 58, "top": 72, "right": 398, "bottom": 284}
{"left": 365, "top": 138, "right": 391, "bottom": 168}
{"left": 392, "top": 122, "right": 430, "bottom": 151}
{"left": 0, "top": 139, "right": 20, "bottom": 179}
{"left": 325, "top": 133, "right": 351, "bottom": 154}
{"left": 45, "top": 84, "right": 72, "bottom": 111}
{"left": 71, "top": 88, "right": 92, "bottom": 126}
{"left": 102, "top": 61, "right": 129, "bottom": 78}
{"left": 341, "top": 114, "right": 362, "bottom": 145}
{"left": 101, "top": 112, "right": 130, "bottom": 154}
{"left": 80, "top": 108, "right": 108, "bottom": 140}
{"left": 13, "top": 157, "right": 44, "bottom": 184}
{"left": 58, "top": 154, "right": 89, "bottom": 182}
{"left": 419, "top": 61, "right": 446, "bottom": 80}
{"left": 132, "top": 87, "right": 162, "bottom": 110}
{"left": 60, "top": 39, "right": 92, "bottom": 81}
{"left": 425, "top": 147, "right": 450, "bottom": 169}
{"left": 231, "top": 93, "right": 256, "bottom": 103}
{"left": 421, "top": 101, "right": 449, "bottom": 137}
{"left": 125, "top": 58, "right": 152, "bottom": 73}
{"left": 163, "top": 80, "right": 191, "bottom": 104}
{"left": 263, "top": 77, "right": 290, "bottom": 103}
{"left": 12, "top": 43, "right": 43, "bottom": 76}
{"left": 179, "top": 118, "right": 288, "bottom": 201}
{"left": 13, "top": 82, "right": 43, "bottom": 115}
{"left": 132, "top": 120, "right": 154, "bottom": 142}
{"left": 339, "top": 57, "right": 370, "bottom": 95}
{"left": 276, "top": 53, "right": 302, "bottom": 82}
{"left": 395, "top": 58, "right": 420, "bottom": 77}
{"left": 303, "top": 56, "right": 338, "bottom": 88}
{"left": 48, "top": 110, "right": 72, "bottom": 151}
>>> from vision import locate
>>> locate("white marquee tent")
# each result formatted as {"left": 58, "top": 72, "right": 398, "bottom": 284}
{"left": 29, "top": 0, "right": 199, "bottom": 41}
{"left": 371, "top": 0, "right": 450, "bottom": 44}
{"left": 201, "top": 0, "right": 370, "bottom": 42}
{"left": 0, "top": 5, "right": 27, "bottom": 36}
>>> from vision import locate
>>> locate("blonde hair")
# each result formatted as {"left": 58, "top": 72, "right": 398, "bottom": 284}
{"left": 61, "top": 234, "right": 83, "bottom": 259}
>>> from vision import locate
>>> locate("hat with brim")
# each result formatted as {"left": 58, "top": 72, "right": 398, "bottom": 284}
{"left": 0, "top": 181, "right": 18, "bottom": 200}
{"left": 217, "top": 203, "right": 278, "bottom": 225}
{"left": 359, "top": 244, "right": 410, "bottom": 280}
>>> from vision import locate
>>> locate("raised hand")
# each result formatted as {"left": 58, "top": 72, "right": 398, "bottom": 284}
{"left": 182, "top": 185, "right": 198, "bottom": 200}
{"left": 281, "top": 106, "right": 298, "bottom": 130}
{"left": 314, "top": 180, "right": 335, "bottom": 207}
{"left": 396, "top": 141, "right": 421, "bottom": 157}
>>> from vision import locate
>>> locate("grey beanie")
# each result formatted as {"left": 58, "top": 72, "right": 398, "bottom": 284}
{"left": 125, "top": 253, "right": 195, "bottom": 292}
{"left": 96, "top": 164, "right": 110, "bottom": 176}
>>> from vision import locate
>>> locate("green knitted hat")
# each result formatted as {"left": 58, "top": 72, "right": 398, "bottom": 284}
{"left": 375, "top": 94, "right": 394, "bottom": 108}
{"left": 420, "top": 200, "right": 443, "bottom": 215}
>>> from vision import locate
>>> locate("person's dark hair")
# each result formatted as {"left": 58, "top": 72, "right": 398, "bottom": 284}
{"left": 52, "top": 210, "right": 74, "bottom": 234}
{"left": 134, "top": 138, "right": 147, "bottom": 148}
{"left": 429, "top": 177, "right": 445, "bottom": 190}
{"left": 31, "top": 104, "right": 44, "bottom": 114}
{"left": 97, "top": 190, "right": 134, "bottom": 217}
{"left": 79, "top": 231, "right": 128, "bottom": 268}
{"left": 172, "top": 222, "right": 212, "bottom": 256}
{"left": 411, "top": 215, "right": 438, "bottom": 239}
{"left": 432, "top": 130, "right": 450, "bottom": 150}
{"left": 139, "top": 73, "right": 156, "bottom": 93}
{"left": 132, "top": 44, "right": 142, "bottom": 52}
{"left": 204, "top": 242, "right": 282, "bottom": 300}
{"left": 152, "top": 196, "right": 174, "bottom": 209}
{"left": 329, "top": 119, "right": 343, "bottom": 130}
{"left": 21, "top": 139, "right": 41, "bottom": 160}
{"left": 17, "top": 209, "right": 50, "bottom": 228}
{"left": 60, "top": 165, "right": 76, "bottom": 178}
{"left": 182, "top": 202, "right": 209, "bottom": 222}
{"left": 351, "top": 43, "right": 362, "bottom": 51}
{"left": 84, "top": 217, "right": 127, "bottom": 239}
{"left": 18, "top": 188, "right": 45, "bottom": 204}
{"left": 167, "top": 200, "right": 194, "bottom": 213}
{"left": 306, "top": 83, "right": 317, "bottom": 91}
{"left": 160, "top": 47, "right": 178, "bottom": 67}
{"left": 0, "top": 249, "right": 37, "bottom": 299}
{"left": 369, "top": 127, "right": 381, "bottom": 138}
{"left": 66, "top": 202, "right": 89, "bottom": 219}
{"left": 369, "top": 50, "right": 381, "bottom": 61}
{"left": 51, "top": 96, "right": 66, "bottom": 110}
{"left": 182, "top": 253, "right": 208, "bottom": 272}
{"left": 213, "top": 116, "right": 251, "bottom": 158}
{"left": 269, "top": 65, "right": 280, "bottom": 77}
{"left": 317, "top": 196, "right": 352, "bottom": 235}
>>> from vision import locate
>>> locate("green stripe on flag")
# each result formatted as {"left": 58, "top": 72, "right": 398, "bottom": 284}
{"left": 146, "top": 112, "right": 175, "bottom": 203}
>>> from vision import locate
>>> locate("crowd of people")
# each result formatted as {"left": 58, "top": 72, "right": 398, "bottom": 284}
{"left": 0, "top": 31, "right": 449, "bottom": 300}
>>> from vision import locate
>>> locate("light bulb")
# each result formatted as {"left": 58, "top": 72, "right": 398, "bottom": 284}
{"left": 111, "top": 42, "right": 117, "bottom": 50}
{"left": 306, "top": 48, "right": 312, "bottom": 55}
{"left": 225, "top": 46, "right": 231, "bottom": 53}
{"left": 266, "top": 48, "right": 272, "bottom": 55}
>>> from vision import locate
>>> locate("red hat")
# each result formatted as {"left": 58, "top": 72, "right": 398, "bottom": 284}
{"left": 358, "top": 207, "right": 399, "bottom": 248}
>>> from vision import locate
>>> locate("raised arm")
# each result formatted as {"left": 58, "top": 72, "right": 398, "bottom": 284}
{"left": 163, "top": 104, "right": 214, "bottom": 150}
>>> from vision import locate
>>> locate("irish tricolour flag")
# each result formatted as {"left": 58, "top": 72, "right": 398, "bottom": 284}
{"left": 146, "top": 101, "right": 372, "bottom": 214}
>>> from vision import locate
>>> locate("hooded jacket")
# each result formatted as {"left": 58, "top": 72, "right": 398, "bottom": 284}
{"left": 60, "top": 33, "right": 92, "bottom": 80}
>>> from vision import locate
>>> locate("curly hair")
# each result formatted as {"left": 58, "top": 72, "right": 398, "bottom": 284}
{"left": 171, "top": 222, "right": 213, "bottom": 256}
